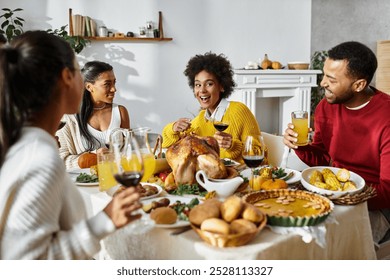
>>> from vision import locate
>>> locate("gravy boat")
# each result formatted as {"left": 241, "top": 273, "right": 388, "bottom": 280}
{"left": 195, "top": 170, "right": 244, "bottom": 198}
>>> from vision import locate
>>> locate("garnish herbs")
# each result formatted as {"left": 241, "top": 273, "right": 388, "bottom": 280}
{"left": 170, "top": 198, "right": 200, "bottom": 221}
{"left": 76, "top": 173, "right": 98, "bottom": 183}
{"left": 170, "top": 184, "right": 207, "bottom": 196}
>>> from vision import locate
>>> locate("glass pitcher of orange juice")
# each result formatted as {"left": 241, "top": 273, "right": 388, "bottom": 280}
{"left": 131, "top": 127, "right": 161, "bottom": 182}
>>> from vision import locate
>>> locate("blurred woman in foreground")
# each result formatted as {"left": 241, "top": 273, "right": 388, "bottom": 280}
{"left": 0, "top": 31, "right": 141, "bottom": 259}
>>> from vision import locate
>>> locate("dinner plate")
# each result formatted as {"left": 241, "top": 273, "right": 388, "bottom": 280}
{"left": 75, "top": 181, "right": 100, "bottom": 187}
{"left": 142, "top": 196, "right": 200, "bottom": 228}
{"left": 68, "top": 168, "right": 99, "bottom": 187}
{"left": 240, "top": 167, "right": 302, "bottom": 185}
{"left": 106, "top": 183, "right": 163, "bottom": 200}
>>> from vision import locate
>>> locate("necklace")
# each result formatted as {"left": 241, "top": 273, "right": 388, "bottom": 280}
{"left": 93, "top": 103, "right": 106, "bottom": 110}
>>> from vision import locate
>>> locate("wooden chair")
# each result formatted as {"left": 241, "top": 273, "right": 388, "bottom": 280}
{"left": 375, "top": 240, "right": 390, "bottom": 259}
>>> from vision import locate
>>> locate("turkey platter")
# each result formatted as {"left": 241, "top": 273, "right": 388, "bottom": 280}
{"left": 165, "top": 135, "right": 237, "bottom": 191}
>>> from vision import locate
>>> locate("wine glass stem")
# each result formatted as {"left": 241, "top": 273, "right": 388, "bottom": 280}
{"left": 251, "top": 168, "right": 255, "bottom": 190}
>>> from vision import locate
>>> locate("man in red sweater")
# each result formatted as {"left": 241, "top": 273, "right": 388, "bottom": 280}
{"left": 283, "top": 41, "right": 390, "bottom": 244}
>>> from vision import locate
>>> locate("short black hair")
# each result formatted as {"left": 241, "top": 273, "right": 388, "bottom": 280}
{"left": 184, "top": 52, "right": 236, "bottom": 99}
{"left": 328, "top": 41, "right": 377, "bottom": 84}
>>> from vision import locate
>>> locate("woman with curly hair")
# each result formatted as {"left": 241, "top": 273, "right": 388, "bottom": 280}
{"left": 162, "top": 52, "right": 263, "bottom": 163}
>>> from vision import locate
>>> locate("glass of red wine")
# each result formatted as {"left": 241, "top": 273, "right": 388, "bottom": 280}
{"left": 242, "top": 135, "right": 266, "bottom": 190}
{"left": 110, "top": 129, "right": 155, "bottom": 234}
{"left": 213, "top": 107, "right": 229, "bottom": 132}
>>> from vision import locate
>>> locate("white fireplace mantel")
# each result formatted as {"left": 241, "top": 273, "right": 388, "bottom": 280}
{"left": 229, "top": 69, "right": 322, "bottom": 135}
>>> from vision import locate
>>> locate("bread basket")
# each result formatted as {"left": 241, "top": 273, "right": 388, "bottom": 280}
{"left": 190, "top": 215, "right": 267, "bottom": 248}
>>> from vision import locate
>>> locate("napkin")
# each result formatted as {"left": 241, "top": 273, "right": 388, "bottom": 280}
{"left": 268, "top": 213, "right": 338, "bottom": 248}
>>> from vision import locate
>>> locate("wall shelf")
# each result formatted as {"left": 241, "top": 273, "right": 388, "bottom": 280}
{"left": 85, "top": 37, "right": 173, "bottom": 42}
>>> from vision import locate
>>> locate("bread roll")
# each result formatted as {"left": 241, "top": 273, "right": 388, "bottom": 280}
{"left": 189, "top": 203, "right": 220, "bottom": 226}
{"left": 150, "top": 207, "right": 177, "bottom": 224}
{"left": 230, "top": 219, "right": 257, "bottom": 234}
{"left": 220, "top": 195, "right": 243, "bottom": 222}
{"left": 201, "top": 218, "right": 230, "bottom": 234}
{"left": 242, "top": 203, "right": 264, "bottom": 223}
{"left": 203, "top": 198, "right": 222, "bottom": 208}
{"left": 78, "top": 152, "right": 97, "bottom": 168}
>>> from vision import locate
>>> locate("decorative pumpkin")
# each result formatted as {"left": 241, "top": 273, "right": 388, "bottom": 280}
{"left": 260, "top": 178, "right": 288, "bottom": 190}
{"left": 260, "top": 54, "right": 272, "bottom": 69}
{"left": 78, "top": 152, "right": 97, "bottom": 168}
{"left": 271, "top": 61, "right": 283, "bottom": 69}
{"left": 250, "top": 176, "right": 269, "bottom": 191}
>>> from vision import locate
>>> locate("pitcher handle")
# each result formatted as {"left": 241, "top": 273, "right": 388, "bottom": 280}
{"left": 153, "top": 135, "right": 163, "bottom": 158}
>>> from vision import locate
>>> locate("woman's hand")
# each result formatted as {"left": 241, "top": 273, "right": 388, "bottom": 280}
{"left": 96, "top": 147, "right": 109, "bottom": 155}
{"left": 103, "top": 187, "right": 142, "bottom": 228}
{"left": 173, "top": 118, "right": 192, "bottom": 132}
{"left": 213, "top": 131, "right": 233, "bottom": 149}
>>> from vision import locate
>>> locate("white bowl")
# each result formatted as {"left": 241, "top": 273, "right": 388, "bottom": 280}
{"left": 287, "top": 62, "right": 310, "bottom": 70}
{"left": 300, "top": 166, "right": 365, "bottom": 199}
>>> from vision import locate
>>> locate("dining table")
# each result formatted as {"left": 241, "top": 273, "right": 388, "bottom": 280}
{"left": 77, "top": 185, "right": 377, "bottom": 260}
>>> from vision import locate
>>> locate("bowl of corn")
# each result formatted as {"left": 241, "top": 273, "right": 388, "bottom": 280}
{"left": 300, "top": 166, "right": 365, "bottom": 199}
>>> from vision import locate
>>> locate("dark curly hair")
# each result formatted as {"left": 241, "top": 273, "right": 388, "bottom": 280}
{"left": 328, "top": 41, "right": 377, "bottom": 84}
{"left": 184, "top": 52, "right": 236, "bottom": 99}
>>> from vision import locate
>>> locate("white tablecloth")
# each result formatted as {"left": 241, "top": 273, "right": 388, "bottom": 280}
{"left": 78, "top": 186, "right": 377, "bottom": 260}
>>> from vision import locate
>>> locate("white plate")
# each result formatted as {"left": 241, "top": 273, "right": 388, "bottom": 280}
{"left": 68, "top": 168, "right": 99, "bottom": 187}
{"left": 240, "top": 167, "right": 302, "bottom": 185}
{"left": 142, "top": 195, "right": 201, "bottom": 228}
{"left": 106, "top": 183, "right": 163, "bottom": 200}
{"left": 75, "top": 181, "right": 99, "bottom": 187}
{"left": 221, "top": 158, "right": 240, "bottom": 167}
{"left": 300, "top": 166, "right": 365, "bottom": 199}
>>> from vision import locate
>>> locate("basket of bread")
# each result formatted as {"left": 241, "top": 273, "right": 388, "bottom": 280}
{"left": 189, "top": 196, "right": 267, "bottom": 247}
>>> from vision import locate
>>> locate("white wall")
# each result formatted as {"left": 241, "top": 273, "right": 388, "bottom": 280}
{"left": 2, "top": 0, "right": 312, "bottom": 133}
{"left": 311, "top": 0, "right": 390, "bottom": 55}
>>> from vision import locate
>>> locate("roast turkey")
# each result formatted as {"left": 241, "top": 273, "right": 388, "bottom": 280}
{"left": 165, "top": 135, "right": 228, "bottom": 186}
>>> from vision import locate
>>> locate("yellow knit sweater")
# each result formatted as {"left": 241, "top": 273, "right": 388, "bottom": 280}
{"left": 162, "top": 101, "right": 264, "bottom": 163}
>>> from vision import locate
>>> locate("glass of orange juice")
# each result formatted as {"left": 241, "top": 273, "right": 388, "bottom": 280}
{"left": 291, "top": 110, "right": 309, "bottom": 146}
{"left": 97, "top": 150, "right": 118, "bottom": 192}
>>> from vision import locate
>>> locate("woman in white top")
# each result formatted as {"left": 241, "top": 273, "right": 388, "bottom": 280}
{"left": 0, "top": 31, "right": 141, "bottom": 259}
{"left": 56, "top": 61, "right": 130, "bottom": 169}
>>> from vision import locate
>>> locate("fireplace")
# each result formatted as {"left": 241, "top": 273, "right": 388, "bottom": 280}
{"left": 229, "top": 69, "right": 321, "bottom": 135}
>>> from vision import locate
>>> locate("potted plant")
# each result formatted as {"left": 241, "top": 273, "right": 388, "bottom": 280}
{"left": 310, "top": 50, "right": 328, "bottom": 128}
{"left": 0, "top": 8, "right": 24, "bottom": 42}
{"left": 46, "top": 25, "right": 89, "bottom": 54}
{"left": 1, "top": 8, "right": 88, "bottom": 54}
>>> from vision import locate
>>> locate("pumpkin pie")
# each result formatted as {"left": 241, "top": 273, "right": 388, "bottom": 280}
{"left": 243, "top": 189, "right": 333, "bottom": 227}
